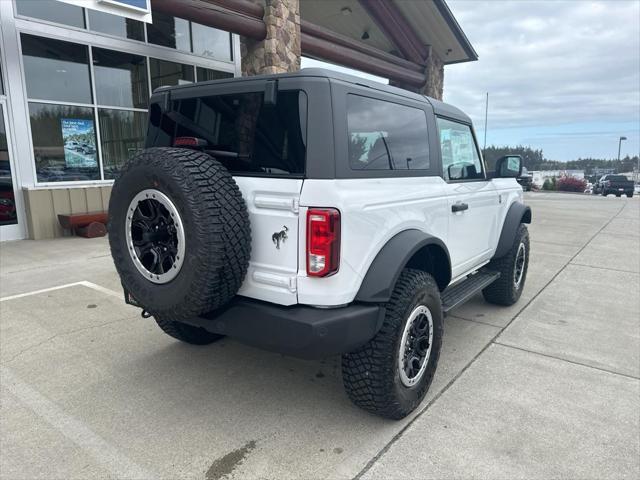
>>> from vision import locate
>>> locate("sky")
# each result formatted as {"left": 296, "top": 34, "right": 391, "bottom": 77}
{"left": 303, "top": 0, "right": 640, "bottom": 162}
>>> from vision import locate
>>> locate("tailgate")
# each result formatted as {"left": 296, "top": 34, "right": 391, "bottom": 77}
{"left": 234, "top": 177, "right": 302, "bottom": 305}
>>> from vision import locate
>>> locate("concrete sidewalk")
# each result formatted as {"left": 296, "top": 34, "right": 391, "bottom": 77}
{"left": 1, "top": 193, "right": 638, "bottom": 480}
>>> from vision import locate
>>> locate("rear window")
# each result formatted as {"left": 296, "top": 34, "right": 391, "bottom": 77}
{"left": 346, "top": 94, "right": 430, "bottom": 171}
{"left": 156, "top": 90, "right": 307, "bottom": 176}
{"left": 608, "top": 175, "right": 627, "bottom": 181}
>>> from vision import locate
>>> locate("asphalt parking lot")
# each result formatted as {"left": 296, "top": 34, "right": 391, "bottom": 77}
{"left": 1, "top": 192, "right": 639, "bottom": 480}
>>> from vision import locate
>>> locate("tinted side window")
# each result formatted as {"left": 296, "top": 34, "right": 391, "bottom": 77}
{"left": 160, "top": 90, "right": 307, "bottom": 176}
{"left": 436, "top": 118, "right": 484, "bottom": 181}
{"left": 347, "top": 95, "right": 430, "bottom": 171}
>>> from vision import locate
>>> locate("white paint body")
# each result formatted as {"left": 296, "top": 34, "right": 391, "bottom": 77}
{"left": 233, "top": 174, "right": 524, "bottom": 307}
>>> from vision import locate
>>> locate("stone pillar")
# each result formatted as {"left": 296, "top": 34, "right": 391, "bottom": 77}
{"left": 421, "top": 48, "right": 444, "bottom": 100}
{"left": 241, "top": 0, "right": 301, "bottom": 76}
{"left": 390, "top": 47, "right": 444, "bottom": 100}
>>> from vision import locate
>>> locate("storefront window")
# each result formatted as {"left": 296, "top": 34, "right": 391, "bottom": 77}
{"left": 98, "top": 109, "right": 146, "bottom": 180}
{"left": 150, "top": 59, "right": 194, "bottom": 91}
{"left": 16, "top": 0, "right": 86, "bottom": 29}
{"left": 88, "top": 10, "right": 145, "bottom": 42}
{"left": 191, "top": 23, "right": 232, "bottom": 62}
{"left": 147, "top": 12, "right": 191, "bottom": 52}
{"left": 92, "top": 48, "right": 149, "bottom": 108}
{"left": 196, "top": 67, "right": 234, "bottom": 82}
{"left": 29, "top": 103, "right": 100, "bottom": 182}
{"left": 21, "top": 34, "right": 92, "bottom": 104}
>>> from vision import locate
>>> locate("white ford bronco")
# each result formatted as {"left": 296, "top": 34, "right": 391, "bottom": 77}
{"left": 108, "top": 69, "right": 531, "bottom": 419}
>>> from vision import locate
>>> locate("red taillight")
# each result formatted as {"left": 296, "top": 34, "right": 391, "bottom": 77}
{"left": 174, "top": 136, "right": 206, "bottom": 147}
{"left": 306, "top": 208, "right": 340, "bottom": 277}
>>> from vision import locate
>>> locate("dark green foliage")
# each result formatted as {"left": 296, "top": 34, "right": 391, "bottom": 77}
{"left": 482, "top": 145, "right": 638, "bottom": 174}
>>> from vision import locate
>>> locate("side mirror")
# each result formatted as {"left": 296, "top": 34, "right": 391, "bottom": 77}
{"left": 495, "top": 155, "right": 522, "bottom": 178}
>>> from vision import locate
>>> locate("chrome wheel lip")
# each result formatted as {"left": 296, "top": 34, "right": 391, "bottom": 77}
{"left": 398, "top": 304, "right": 434, "bottom": 388}
{"left": 513, "top": 242, "right": 526, "bottom": 289}
{"left": 125, "top": 189, "right": 185, "bottom": 284}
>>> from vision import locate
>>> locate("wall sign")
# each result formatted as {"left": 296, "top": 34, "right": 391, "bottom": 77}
{"left": 56, "top": 0, "right": 152, "bottom": 23}
{"left": 61, "top": 119, "right": 98, "bottom": 169}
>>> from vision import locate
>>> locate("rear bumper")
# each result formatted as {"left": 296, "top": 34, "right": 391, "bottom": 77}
{"left": 181, "top": 298, "right": 385, "bottom": 359}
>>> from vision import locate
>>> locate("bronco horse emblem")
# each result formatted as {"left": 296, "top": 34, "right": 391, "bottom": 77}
{"left": 272, "top": 226, "right": 288, "bottom": 250}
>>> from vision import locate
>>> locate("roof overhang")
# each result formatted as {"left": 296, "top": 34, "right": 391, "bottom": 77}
{"left": 300, "top": 0, "right": 478, "bottom": 65}
{"left": 150, "top": 0, "right": 477, "bottom": 89}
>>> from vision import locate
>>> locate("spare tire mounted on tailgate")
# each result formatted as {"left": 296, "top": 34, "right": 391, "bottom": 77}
{"left": 108, "top": 147, "right": 251, "bottom": 320}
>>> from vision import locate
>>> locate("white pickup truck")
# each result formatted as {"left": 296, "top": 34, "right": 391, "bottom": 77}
{"left": 108, "top": 69, "right": 531, "bottom": 419}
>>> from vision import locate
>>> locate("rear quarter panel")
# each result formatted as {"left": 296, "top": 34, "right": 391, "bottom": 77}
{"left": 298, "top": 177, "right": 449, "bottom": 306}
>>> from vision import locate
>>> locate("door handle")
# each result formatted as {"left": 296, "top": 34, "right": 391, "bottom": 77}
{"left": 451, "top": 202, "right": 469, "bottom": 213}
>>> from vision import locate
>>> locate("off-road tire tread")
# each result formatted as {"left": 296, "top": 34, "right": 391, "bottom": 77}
{"left": 342, "top": 269, "right": 442, "bottom": 419}
{"left": 109, "top": 147, "right": 251, "bottom": 321}
{"left": 482, "top": 224, "right": 529, "bottom": 306}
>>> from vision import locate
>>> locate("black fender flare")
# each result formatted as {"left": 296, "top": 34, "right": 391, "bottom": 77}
{"left": 493, "top": 202, "right": 532, "bottom": 259}
{"left": 355, "top": 230, "right": 451, "bottom": 303}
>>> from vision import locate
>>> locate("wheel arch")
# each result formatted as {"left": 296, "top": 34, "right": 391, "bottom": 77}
{"left": 494, "top": 202, "right": 532, "bottom": 259}
{"left": 355, "top": 230, "right": 452, "bottom": 303}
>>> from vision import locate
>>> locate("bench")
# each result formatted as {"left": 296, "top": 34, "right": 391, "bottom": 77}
{"left": 58, "top": 212, "right": 108, "bottom": 238}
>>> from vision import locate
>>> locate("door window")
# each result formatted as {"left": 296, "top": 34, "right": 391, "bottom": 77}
{"left": 437, "top": 118, "right": 484, "bottom": 181}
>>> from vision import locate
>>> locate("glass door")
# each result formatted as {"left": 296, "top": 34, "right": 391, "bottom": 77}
{"left": 0, "top": 99, "right": 23, "bottom": 240}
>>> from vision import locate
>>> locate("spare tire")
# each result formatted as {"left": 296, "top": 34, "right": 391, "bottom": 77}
{"left": 108, "top": 147, "right": 251, "bottom": 320}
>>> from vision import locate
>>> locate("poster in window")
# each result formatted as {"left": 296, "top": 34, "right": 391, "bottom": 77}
{"left": 61, "top": 118, "right": 97, "bottom": 168}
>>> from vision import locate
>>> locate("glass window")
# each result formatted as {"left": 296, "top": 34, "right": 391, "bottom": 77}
{"left": 88, "top": 10, "right": 145, "bottom": 41}
{"left": 150, "top": 59, "right": 194, "bottom": 91}
{"left": 0, "top": 52, "right": 4, "bottom": 95}
{"left": 347, "top": 95, "right": 430, "bottom": 171}
{"left": 92, "top": 48, "right": 149, "bottom": 108}
{"left": 147, "top": 12, "right": 191, "bottom": 52}
{"left": 98, "top": 109, "right": 146, "bottom": 180}
{"left": 436, "top": 117, "right": 484, "bottom": 181}
{"left": 191, "top": 23, "right": 232, "bottom": 61}
{"left": 16, "top": 0, "right": 86, "bottom": 29}
{"left": 196, "top": 68, "right": 234, "bottom": 82}
{"left": 0, "top": 104, "right": 18, "bottom": 225}
{"left": 21, "top": 34, "right": 92, "bottom": 104}
{"left": 29, "top": 103, "right": 100, "bottom": 182}
{"left": 154, "top": 91, "right": 307, "bottom": 176}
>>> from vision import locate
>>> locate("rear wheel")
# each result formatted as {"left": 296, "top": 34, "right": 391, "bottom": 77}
{"left": 154, "top": 317, "right": 224, "bottom": 345}
{"left": 342, "top": 269, "right": 443, "bottom": 419}
{"left": 627, "top": 193, "right": 634, "bottom": 198}
{"left": 483, "top": 224, "right": 529, "bottom": 306}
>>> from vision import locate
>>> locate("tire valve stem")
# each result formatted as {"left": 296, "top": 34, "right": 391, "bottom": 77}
{"left": 141, "top": 310, "right": 152, "bottom": 319}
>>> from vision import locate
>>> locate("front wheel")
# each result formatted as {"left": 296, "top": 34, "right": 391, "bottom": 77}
{"left": 342, "top": 269, "right": 443, "bottom": 419}
{"left": 483, "top": 224, "right": 530, "bottom": 306}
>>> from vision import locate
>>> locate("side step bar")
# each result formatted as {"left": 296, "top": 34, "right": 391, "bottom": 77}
{"left": 441, "top": 270, "right": 500, "bottom": 313}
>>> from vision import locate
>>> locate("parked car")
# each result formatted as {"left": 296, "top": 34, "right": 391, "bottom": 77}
{"left": 107, "top": 69, "right": 532, "bottom": 419}
{"left": 598, "top": 174, "right": 634, "bottom": 197}
{"left": 517, "top": 167, "right": 533, "bottom": 191}
{"left": 0, "top": 180, "right": 16, "bottom": 224}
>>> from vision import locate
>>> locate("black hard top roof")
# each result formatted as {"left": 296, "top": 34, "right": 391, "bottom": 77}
{"left": 157, "top": 68, "right": 472, "bottom": 124}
